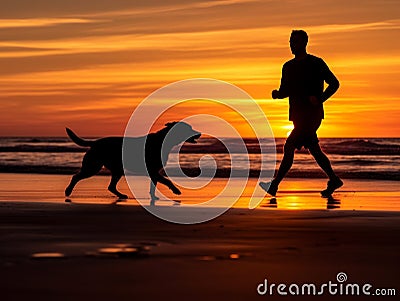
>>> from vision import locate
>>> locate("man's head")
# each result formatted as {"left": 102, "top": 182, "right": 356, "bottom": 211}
{"left": 290, "top": 30, "right": 308, "bottom": 55}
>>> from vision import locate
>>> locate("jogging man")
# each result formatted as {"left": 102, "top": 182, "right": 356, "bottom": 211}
{"left": 260, "top": 30, "right": 343, "bottom": 197}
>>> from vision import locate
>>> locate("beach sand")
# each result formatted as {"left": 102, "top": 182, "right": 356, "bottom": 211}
{"left": 0, "top": 173, "right": 399, "bottom": 300}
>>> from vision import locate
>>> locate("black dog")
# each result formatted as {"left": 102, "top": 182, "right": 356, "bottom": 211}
{"left": 65, "top": 122, "right": 201, "bottom": 201}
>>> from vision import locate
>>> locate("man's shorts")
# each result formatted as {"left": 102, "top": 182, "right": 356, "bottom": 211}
{"left": 286, "top": 119, "right": 322, "bottom": 150}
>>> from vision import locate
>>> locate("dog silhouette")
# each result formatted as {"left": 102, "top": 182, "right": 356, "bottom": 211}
{"left": 65, "top": 122, "right": 201, "bottom": 201}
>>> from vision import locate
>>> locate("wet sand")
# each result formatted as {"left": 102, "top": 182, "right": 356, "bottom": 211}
{"left": 1, "top": 173, "right": 400, "bottom": 211}
{"left": 0, "top": 173, "right": 399, "bottom": 300}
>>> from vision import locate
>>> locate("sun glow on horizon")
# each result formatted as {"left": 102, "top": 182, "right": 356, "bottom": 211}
{"left": 282, "top": 124, "right": 294, "bottom": 137}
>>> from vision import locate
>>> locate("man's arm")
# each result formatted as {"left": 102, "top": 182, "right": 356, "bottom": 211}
{"left": 320, "top": 59, "right": 339, "bottom": 102}
{"left": 272, "top": 64, "right": 289, "bottom": 99}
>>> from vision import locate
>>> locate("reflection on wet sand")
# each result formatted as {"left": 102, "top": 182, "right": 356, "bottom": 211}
{"left": 261, "top": 195, "right": 342, "bottom": 210}
{"left": 326, "top": 195, "right": 341, "bottom": 209}
{"left": 261, "top": 197, "right": 277, "bottom": 208}
{"left": 1, "top": 174, "right": 399, "bottom": 211}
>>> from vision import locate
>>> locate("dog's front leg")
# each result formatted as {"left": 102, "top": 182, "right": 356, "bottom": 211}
{"left": 151, "top": 171, "right": 181, "bottom": 196}
{"left": 161, "top": 176, "right": 181, "bottom": 195}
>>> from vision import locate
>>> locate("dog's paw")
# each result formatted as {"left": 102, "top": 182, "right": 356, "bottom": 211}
{"left": 171, "top": 187, "right": 181, "bottom": 195}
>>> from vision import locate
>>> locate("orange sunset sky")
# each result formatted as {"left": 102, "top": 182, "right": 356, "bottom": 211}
{"left": 0, "top": 0, "right": 399, "bottom": 137}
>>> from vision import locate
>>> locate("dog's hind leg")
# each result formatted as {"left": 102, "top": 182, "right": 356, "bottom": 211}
{"left": 149, "top": 179, "right": 159, "bottom": 202}
{"left": 65, "top": 172, "right": 88, "bottom": 196}
{"left": 65, "top": 151, "right": 103, "bottom": 197}
{"left": 108, "top": 173, "right": 128, "bottom": 199}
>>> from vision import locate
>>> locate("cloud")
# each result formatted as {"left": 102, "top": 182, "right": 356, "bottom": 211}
{"left": 75, "top": 0, "right": 260, "bottom": 18}
{"left": 305, "top": 19, "right": 400, "bottom": 35}
{"left": 0, "top": 17, "right": 95, "bottom": 29}
{"left": 1, "top": 19, "right": 398, "bottom": 58}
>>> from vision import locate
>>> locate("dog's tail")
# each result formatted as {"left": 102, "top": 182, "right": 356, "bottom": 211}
{"left": 66, "top": 128, "right": 93, "bottom": 147}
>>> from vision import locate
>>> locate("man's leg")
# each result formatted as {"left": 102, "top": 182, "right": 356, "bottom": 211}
{"left": 275, "top": 142, "right": 296, "bottom": 184}
{"left": 308, "top": 143, "right": 343, "bottom": 196}
{"left": 260, "top": 141, "right": 296, "bottom": 196}
{"left": 308, "top": 143, "right": 337, "bottom": 180}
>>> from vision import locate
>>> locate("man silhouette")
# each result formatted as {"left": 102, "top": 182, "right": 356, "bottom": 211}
{"left": 260, "top": 30, "right": 343, "bottom": 197}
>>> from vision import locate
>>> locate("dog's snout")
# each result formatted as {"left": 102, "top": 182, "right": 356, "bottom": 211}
{"left": 185, "top": 130, "right": 201, "bottom": 144}
{"left": 192, "top": 131, "right": 201, "bottom": 140}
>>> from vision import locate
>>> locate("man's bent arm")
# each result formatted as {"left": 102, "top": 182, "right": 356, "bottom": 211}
{"left": 276, "top": 65, "right": 289, "bottom": 99}
{"left": 321, "top": 61, "right": 340, "bottom": 102}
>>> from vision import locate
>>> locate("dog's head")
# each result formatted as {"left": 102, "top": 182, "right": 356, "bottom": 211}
{"left": 163, "top": 121, "right": 201, "bottom": 145}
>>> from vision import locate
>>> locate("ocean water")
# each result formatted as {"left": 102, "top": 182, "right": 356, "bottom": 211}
{"left": 0, "top": 137, "right": 399, "bottom": 180}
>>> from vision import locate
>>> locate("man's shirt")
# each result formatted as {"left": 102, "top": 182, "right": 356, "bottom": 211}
{"left": 279, "top": 54, "right": 337, "bottom": 122}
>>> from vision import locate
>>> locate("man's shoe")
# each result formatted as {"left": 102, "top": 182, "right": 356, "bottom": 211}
{"left": 259, "top": 180, "right": 278, "bottom": 197}
{"left": 321, "top": 178, "right": 343, "bottom": 197}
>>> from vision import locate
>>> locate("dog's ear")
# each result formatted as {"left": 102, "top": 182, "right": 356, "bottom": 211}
{"left": 165, "top": 121, "right": 178, "bottom": 128}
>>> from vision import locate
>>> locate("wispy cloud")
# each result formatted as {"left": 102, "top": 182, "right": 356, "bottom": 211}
{"left": 305, "top": 20, "right": 400, "bottom": 34}
{"left": 74, "top": 0, "right": 260, "bottom": 18}
{"left": 0, "top": 18, "right": 96, "bottom": 29}
{"left": 2, "top": 20, "right": 398, "bottom": 59}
